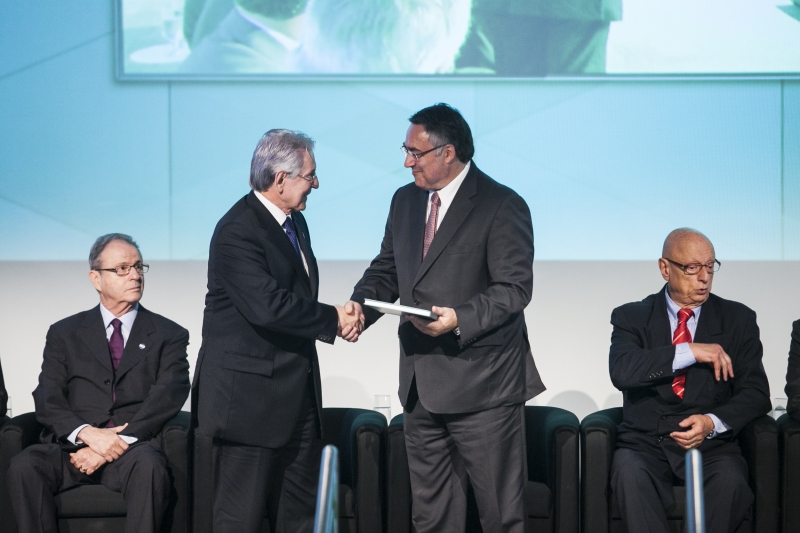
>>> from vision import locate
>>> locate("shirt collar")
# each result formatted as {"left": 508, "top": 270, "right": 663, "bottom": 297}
{"left": 99, "top": 302, "right": 139, "bottom": 330}
{"left": 429, "top": 160, "right": 470, "bottom": 203}
{"left": 255, "top": 191, "right": 291, "bottom": 226}
{"left": 664, "top": 286, "right": 702, "bottom": 323}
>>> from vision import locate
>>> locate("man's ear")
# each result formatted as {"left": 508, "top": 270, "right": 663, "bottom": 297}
{"left": 273, "top": 171, "right": 287, "bottom": 192}
{"left": 443, "top": 144, "right": 457, "bottom": 165}
{"left": 658, "top": 258, "right": 670, "bottom": 282}
{"left": 88, "top": 270, "right": 102, "bottom": 293}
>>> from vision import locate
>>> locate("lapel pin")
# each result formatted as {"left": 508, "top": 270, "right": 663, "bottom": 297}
{"left": 139, "top": 343, "right": 145, "bottom": 350}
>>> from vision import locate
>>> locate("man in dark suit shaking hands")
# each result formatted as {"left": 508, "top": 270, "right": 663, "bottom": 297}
{"left": 347, "top": 103, "right": 545, "bottom": 532}
{"left": 193, "top": 129, "right": 361, "bottom": 533}
{"left": 7, "top": 233, "right": 191, "bottom": 533}
{"left": 609, "top": 228, "right": 771, "bottom": 533}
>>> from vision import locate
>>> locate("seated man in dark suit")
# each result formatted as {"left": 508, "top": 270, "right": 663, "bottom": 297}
{"left": 609, "top": 227, "right": 770, "bottom": 533}
{"left": 7, "top": 233, "right": 190, "bottom": 533}
{"left": 786, "top": 319, "right": 800, "bottom": 420}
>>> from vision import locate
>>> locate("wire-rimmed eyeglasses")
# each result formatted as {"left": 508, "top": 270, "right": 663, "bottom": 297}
{"left": 94, "top": 263, "right": 149, "bottom": 276}
{"left": 401, "top": 143, "right": 445, "bottom": 161}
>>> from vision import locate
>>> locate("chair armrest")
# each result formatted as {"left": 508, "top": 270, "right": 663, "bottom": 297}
{"left": 322, "top": 408, "right": 387, "bottom": 533}
{"left": 580, "top": 407, "right": 622, "bottom": 533}
{"left": 778, "top": 414, "right": 800, "bottom": 533}
{"left": 525, "top": 406, "right": 579, "bottom": 533}
{"left": 160, "top": 411, "right": 191, "bottom": 533}
{"left": 0, "top": 413, "right": 44, "bottom": 533}
{"left": 386, "top": 415, "right": 411, "bottom": 533}
{"left": 738, "top": 415, "right": 778, "bottom": 533}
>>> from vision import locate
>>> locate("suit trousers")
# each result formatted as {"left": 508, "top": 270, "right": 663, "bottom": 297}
{"left": 211, "top": 379, "right": 321, "bottom": 533}
{"left": 403, "top": 383, "right": 527, "bottom": 533}
{"left": 7, "top": 440, "right": 169, "bottom": 533}
{"left": 610, "top": 446, "right": 753, "bottom": 533}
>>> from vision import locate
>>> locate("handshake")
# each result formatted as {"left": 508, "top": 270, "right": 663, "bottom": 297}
{"left": 333, "top": 301, "right": 460, "bottom": 343}
{"left": 334, "top": 300, "right": 365, "bottom": 343}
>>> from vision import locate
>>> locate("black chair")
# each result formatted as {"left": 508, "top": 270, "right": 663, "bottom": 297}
{"left": 192, "top": 407, "right": 386, "bottom": 533}
{"left": 0, "top": 411, "right": 191, "bottom": 533}
{"left": 580, "top": 407, "right": 779, "bottom": 533}
{"left": 778, "top": 413, "right": 800, "bottom": 533}
{"left": 386, "top": 405, "right": 580, "bottom": 533}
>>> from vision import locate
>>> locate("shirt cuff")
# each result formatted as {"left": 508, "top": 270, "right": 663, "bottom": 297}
{"left": 672, "top": 343, "right": 696, "bottom": 371}
{"left": 68, "top": 424, "right": 91, "bottom": 445}
{"left": 705, "top": 414, "right": 731, "bottom": 439}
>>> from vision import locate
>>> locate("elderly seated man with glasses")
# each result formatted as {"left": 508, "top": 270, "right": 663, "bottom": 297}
{"left": 607, "top": 227, "right": 770, "bottom": 533}
{"left": 7, "top": 233, "right": 190, "bottom": 533}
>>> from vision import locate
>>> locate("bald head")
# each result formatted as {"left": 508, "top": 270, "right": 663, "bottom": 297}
{"left": 662, "top": 228, "right": 714, "bottom": 259}
{"left": 659, "top": 228, "right": 717, "bottom": 308}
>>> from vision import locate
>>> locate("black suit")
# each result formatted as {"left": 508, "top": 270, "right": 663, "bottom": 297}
{"left": 194, "top": 191, "right": 338, "bottom": 532}
{"left": 785, "top": 320, "right": 800, "bottom": 420}
{"left": 351, "top": 163, "right": 544, "bottom": 532}
{"left": 8, "top": 305, "right": 190, "bottom": 533}
{"left": 0, "top": 356, "right": 6, "bottom": 418}
{"left": 608, "top": 288, "right": 771, "bottom": 533}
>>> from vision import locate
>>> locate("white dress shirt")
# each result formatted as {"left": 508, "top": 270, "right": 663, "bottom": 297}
{"left": 425, "top": 161, "right": 471, "bottom": 230}
{"left": 68, "top": 303, "right": 139, "bottom": 445}
{"left": 665, "top": 288, "right": 730, "bottom": 438}
{"left": 256, "top": 191, "right": 309, "bottom": 274}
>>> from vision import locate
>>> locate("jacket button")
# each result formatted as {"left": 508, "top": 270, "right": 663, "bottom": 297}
{"left": 657, "top": 436, "right": 663, "bottom": 442}
{"left": 307, "top": 366, "right": 312, "bottom": 373}
{"left": 414, "top": 299, "right": 420, "bottom": 305}
{"left": 104, "top": 379, "right": 111, "bottom": 385}
{"left": 109, "top": 410, "right": 115, "bottom": 416}
{"left": 661, "top": 416, "right": 667, "bottom": 420}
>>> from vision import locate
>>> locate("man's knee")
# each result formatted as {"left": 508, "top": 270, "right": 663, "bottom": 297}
{"left": 8, "top": 445, "right": 53, "bottom": 485}
{"left": 611, "top": 448, "right": 655, "bottom": 489}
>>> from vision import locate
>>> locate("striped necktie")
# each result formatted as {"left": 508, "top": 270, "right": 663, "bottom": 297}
{"left": 671, "top": 308, "right": 694, "bottom": 399}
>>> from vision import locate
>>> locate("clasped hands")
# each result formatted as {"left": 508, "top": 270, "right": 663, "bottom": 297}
{"left": 335, "top": 301, "right": 458, "bottom": 343}
{"left": 70, "top": 423, "right": 130, "bottom": 475}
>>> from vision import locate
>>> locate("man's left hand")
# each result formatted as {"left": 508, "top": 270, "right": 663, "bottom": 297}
{"left": 670, "top": 414, "right": 715, "bottom": 450}
{"left": 70, "top": 447, "right": 107, "bottom": 476}
{"left": 409, "top": 306, "right": 458, "bottom": 337}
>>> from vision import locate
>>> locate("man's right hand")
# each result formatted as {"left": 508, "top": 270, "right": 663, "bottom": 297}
{"left": 335, "top": 302, "right": 364, "bottom": 343}
{"left": 689, "top": 343, "right": 734, "bottom": 381}
{"left": 76, "top": 423, "right": 130, "bottom": 462}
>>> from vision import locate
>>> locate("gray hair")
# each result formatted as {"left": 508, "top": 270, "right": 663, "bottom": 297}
{"left": 89, "top": 233, "right": 141, "bottom": 270}
{"left": 249, "top": 129, "right": 315, "bottom": 192}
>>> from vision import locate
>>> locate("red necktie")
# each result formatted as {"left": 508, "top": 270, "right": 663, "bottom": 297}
{"left": 671, "top": 308, "right": 694, "bottom": 399}
{"left": 423, "top": 192, "right": 441, "bottom": 258}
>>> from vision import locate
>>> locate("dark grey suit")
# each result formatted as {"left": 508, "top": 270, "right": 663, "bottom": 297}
{"left": 0, "top": 356, "right": 6, "bottom": 418}
{"left": 785, "top": 320, "right": 800, "bottom": 420}
{"left": 193, "top": 191, "right": 338, "bottom": 532}
{"left": 351, "top": 163, "right": 544, "bottom": 532}
{"left": 7, "top": 305, "right": 190, "bottom": 533}
{"left": 609, "top": 289, "right": 771, "bottom": 533}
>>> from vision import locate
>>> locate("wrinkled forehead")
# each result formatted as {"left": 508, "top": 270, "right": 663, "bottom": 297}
{"left": 670, "top": 236, "right": 715, "bottom": 262}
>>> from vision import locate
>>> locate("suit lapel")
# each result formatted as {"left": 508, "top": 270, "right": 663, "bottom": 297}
{"left": 115, "top": 306, "right": 155, "bottom": 380}
{"left": 646, "top": 287, "right": 672, "bottom": 348}
{"left": 293, "top": 211, "right": 319, "bottom": 299}
{"left": 246, "top": 192, "right": 312, "bottom": 290}
{"left": 79, "top": 306, "right": 113, "bottom": 373}
{"left": 412, "top": 167, "right": 478, "bottom": 288}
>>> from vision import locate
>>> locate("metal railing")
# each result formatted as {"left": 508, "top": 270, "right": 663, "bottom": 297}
{"left": 685, "top": 449, "right": 705, "bottom": 533}
{"left": 313, "top": 444, "right": 339, "bottom": 533}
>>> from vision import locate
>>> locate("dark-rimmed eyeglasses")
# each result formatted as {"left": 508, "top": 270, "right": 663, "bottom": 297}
{"left": 663, "top": 258, "right": 721, "bottom": 275}
{"left": 401, "top": 143, "right": 445, "bottom": 161}
{"left": 94, "top": 263, "right": 149, "bottom": 276}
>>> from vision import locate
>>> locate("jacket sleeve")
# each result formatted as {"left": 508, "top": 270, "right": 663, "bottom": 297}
{"left": 125, "top": 325, "right": 191, "bottom": 440}
{"left": 608, "top": 306, "right": 677, "bottom": 394}
{"left": 34, "top": 325, "right": 92, "bottom": 441}
{"left": 453, "top": 193, "right": 533, "bottom": 347}
{"left": 213, "top": 216, "right": 338, "bottom": 342}
{"left": 786, "top": 320, "right": 800, "bottom": 420}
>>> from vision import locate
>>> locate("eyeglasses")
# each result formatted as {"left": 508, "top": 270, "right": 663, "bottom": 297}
{"left": 663, "top": 258, "right": 721, "bottom": 275}
{"left": 295, "top": 171, "right": 318, "bottom": 183}
{"left": 401, "top": 143, "right": 445, "bottom": 161}
{"left": 94, "top": 263, "right": 149, "bottom": 276}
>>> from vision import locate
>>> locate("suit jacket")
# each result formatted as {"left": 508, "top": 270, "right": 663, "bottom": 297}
{"left": 33, "top": 305, "right": 190, "bottom": 445}
{"left": 351, "top": 163, "right": 545, "bottom": 414}
{"left": 785, "top": 319, "right": 800, "bottom": 420}
{"left": 0, "top": 356, "right": 7, "bottom": 417}
{"left": 609, "top": 288, "right": 771, "bottom": 471}
{"left": 194, "top": 191, "right": 338, "bottom": 448}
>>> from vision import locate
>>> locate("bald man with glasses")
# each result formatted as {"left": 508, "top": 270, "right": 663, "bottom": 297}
{"left": 608, "top": 228, "right": 770, "bottom": 533}
{"left": 7, "top": 233, "right": 190, "bottom": 533}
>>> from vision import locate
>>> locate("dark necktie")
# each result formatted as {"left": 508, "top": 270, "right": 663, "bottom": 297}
{"left": 423, "top": 192, "right": 441, "bottom": 259}
{"left": 107, "top": 319, "right": 123, "bottom": 423}
{"left": 283, "top": 217, "right": 302, "bottom": 259}
{"left": 671, "top": 308, "right": 694, "bottom": 399}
